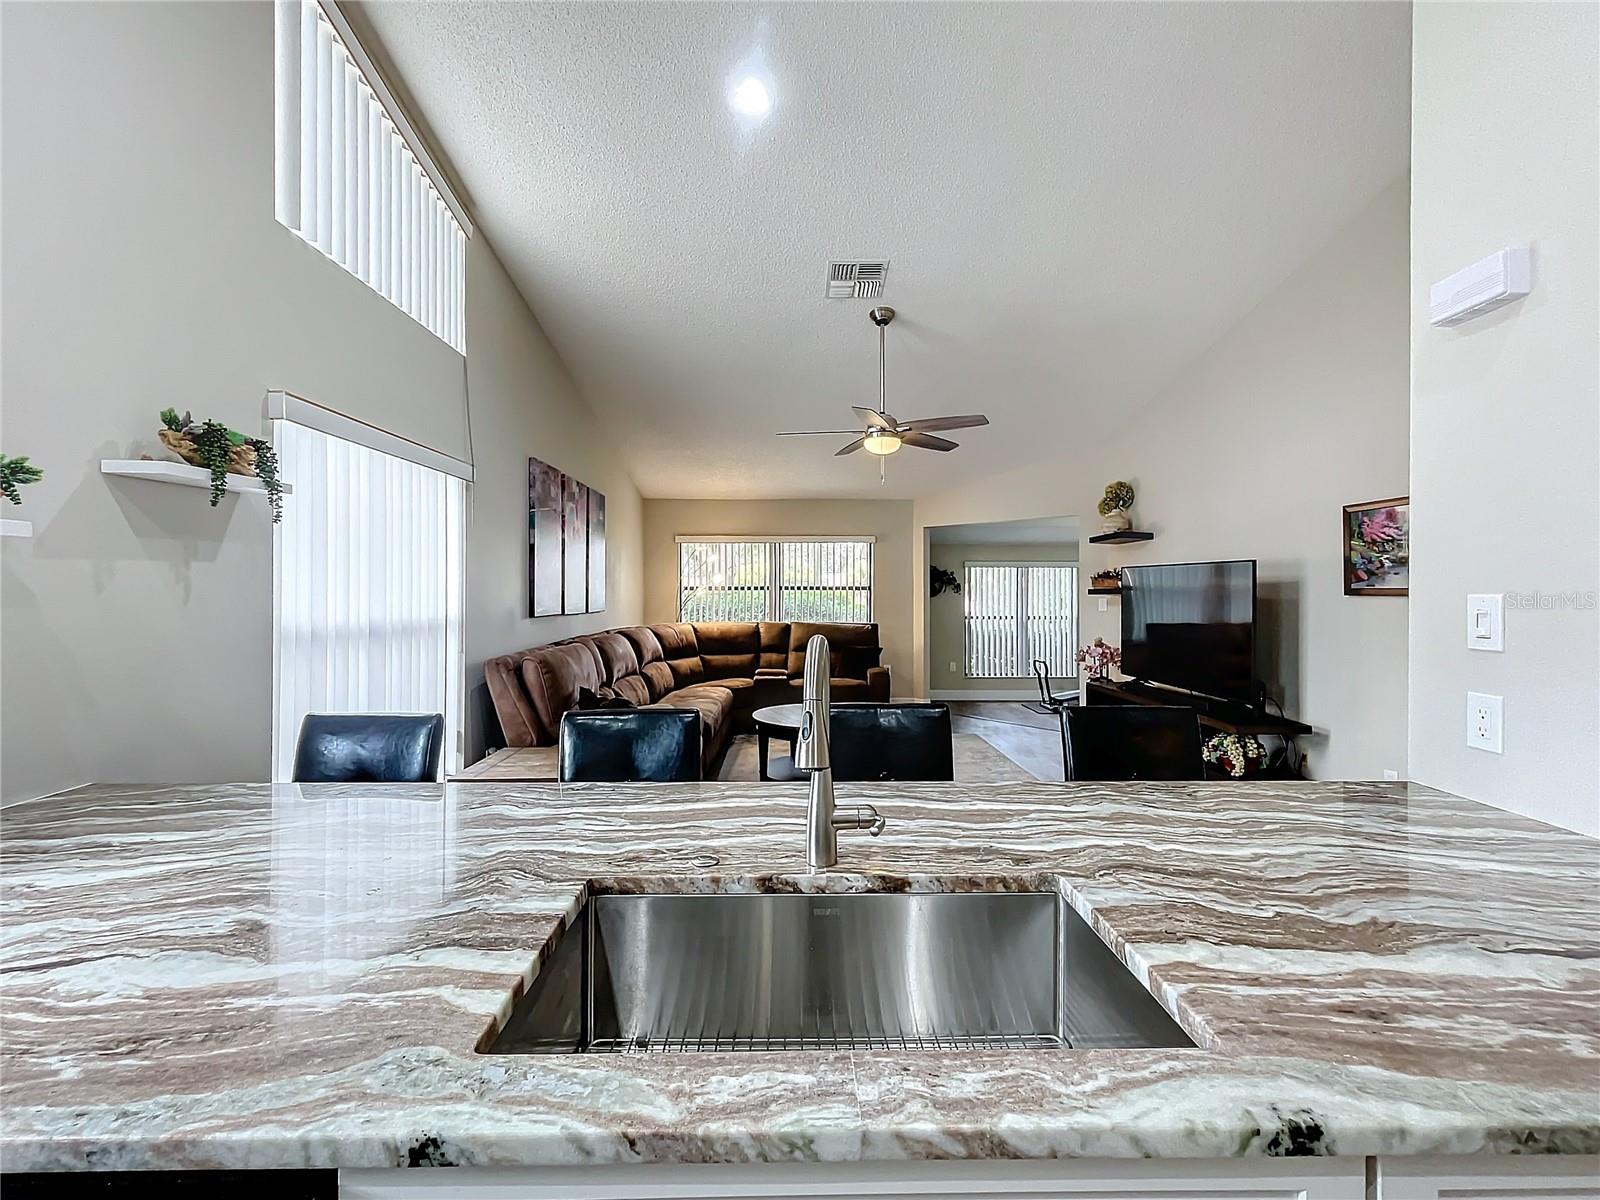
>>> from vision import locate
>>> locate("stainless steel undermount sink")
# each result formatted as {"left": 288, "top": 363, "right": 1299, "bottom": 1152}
{"left": 486, "top": 892, "right": 1194, "bottom": 1055}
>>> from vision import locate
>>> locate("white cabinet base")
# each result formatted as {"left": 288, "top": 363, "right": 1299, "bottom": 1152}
{"left": 340, "top": 1155, "right": 1600, "bottom": 1200}
{"left": 339, "top": 1156, "right": 1368, "bottom": 1200}
{"left": 1378, "top": 1155, "right": 1600, "bottom": 1200}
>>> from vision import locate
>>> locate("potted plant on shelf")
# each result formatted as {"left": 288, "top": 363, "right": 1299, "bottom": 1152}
{"left": 930, "top": 566, "right": 962, "bottom": 597}
{"left": 1202, "top": 732, "right": 1267, "bottom": 779}
{"left": 1097, "top": 480, "right": 1136, "bottom": 533}
{"left": 158, "top": 409, "right": 283, "bottom": 522}
{"left": 1090, "top": 568, "right": 1122, "bottom": 592}
{"left": 0, "top": 455, "right": 44, "bottom": 506}
{"left": 1076, "top": 636, "right": 1121, "bottom": 681}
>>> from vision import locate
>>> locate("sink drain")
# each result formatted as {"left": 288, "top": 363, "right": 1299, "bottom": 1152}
{"left": 683, "top": 853, "right": 720, "bottom": 869}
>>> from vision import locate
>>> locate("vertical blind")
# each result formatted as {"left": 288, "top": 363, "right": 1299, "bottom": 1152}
{"left": 678, "top": 539, "right": 873, "bottom": 623}
{"left": 964, "top": 563, "right": 1078, "bottom": 679}
{"left": 274, "top": 0, "right": 467, "bottom": 352}
{"left": 272, "top": 420, "right": 467, "bottom": 781}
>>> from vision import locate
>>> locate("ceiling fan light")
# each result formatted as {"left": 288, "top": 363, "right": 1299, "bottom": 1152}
{"left": 862, "top": 430, "right": 902, "bottom": 455}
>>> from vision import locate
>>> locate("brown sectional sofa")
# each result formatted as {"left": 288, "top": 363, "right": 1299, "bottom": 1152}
{"left": 484, "top": 621, "right": 890, "bottom": 776}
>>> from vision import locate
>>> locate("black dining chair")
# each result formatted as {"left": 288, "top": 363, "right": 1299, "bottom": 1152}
{"left": 559, "top": 709, "right": 700, "bottom": 782}
{"left": 829, "top": 702, "right": 954, "bottom": 782}
{"left": 1032, "top": 659, "right": 1078, "bottom": 713}
{"left": 1060, "top": 705, "right": 1204, "bottom": 782}
{"left": 292, "top": 713, "right": 446, "bottom": 783}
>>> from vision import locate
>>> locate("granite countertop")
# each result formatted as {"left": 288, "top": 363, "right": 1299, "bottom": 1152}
{"left": 1, "top": 779, "right": 1596, "bottom": 1172}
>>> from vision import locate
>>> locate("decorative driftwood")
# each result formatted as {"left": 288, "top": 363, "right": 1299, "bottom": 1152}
{"left": 158, "top": 428, "right": 258, "bottom": 477}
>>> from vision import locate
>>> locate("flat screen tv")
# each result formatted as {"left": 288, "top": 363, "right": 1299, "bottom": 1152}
{"left": 1120, "top": 560, "right": 1257, "bottom": 704}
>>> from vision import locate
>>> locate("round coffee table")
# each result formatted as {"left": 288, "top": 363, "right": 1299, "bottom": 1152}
{"left": 750, "top": 703, "right": 806, "bottom": 782}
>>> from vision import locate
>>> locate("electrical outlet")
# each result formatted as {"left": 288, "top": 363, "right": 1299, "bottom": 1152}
{"left": 1382, "top": 768, "right": 1399, "bottom": 781}
{"left": 1466, "top": 692, "right": 1503, "bottom": 754}
{"left": 948, "top": 661, "right": 959, "bottom": 673}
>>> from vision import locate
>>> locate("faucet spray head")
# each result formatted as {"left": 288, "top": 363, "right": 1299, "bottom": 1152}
{"left": 794, "top": 634, "right": 831, "bottom": 772}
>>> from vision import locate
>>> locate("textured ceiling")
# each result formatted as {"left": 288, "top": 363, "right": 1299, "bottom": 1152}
{"left": 358, "top": 2, "right": 1410, "bottom": 499}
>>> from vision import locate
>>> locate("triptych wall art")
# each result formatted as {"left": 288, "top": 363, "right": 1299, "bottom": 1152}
{"left": 528, "top": 457, "right": 606, "bottom": 616}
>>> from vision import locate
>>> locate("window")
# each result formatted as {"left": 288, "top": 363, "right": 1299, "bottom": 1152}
{"left": 677, "top": 538, "right": 874, "bottom": 623}
{"left": 964, "top": 563, "right": 1078, "bottom": 679}
{"left": 274, "top": 0, "right": 470, "bottom": 352}
{"left": 272, "top": 416, "right": 467, "bottom": 781}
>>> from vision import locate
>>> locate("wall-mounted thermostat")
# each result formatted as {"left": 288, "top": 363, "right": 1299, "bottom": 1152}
{"left": 1429, "top": 246, "right": 1531, "bottom": 326}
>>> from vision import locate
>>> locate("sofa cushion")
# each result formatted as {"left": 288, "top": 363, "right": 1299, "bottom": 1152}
{"left": 694, "top": 622, "right": 761, "bottom": 679}
{"left": 668, "top": 655, "right": 704, "bottom": 689}
{"left": 639, "top": 660, "right": 675, "bottom": 701}
{"left": 758, "top": 622, "right": 790, "bottom": 672}
{"left": 659, "top": 685, "right": 734, "bottom": 756}
{"left": 786, "top": 622, "right": 881, "bottom": 677}
{"left": 589, "top": 632, "right": 640, "bottom": 685}
{"left": 650, "top": 622, "right": 705, "bottom": 688}
{"left": 610, "top": 675, "right": 652, "bottom": 708}
{"left": 519, "top": 642, "right": 603, "bottom": 744}
{"left": 616, "top": 625, "right": 664, "bottom": 667}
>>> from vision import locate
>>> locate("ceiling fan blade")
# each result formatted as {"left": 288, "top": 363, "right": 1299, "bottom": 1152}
{"left": 834, "top": 436, "right": 867, "bottom": 456}
{"left": 852, "top": 406, "right": 894, "bottom": 430}
{"left": 777, "top": 430, "right": 865, "bottom": 436}
{"left": 901, "top": 431, "right": 959, "bottom": 452}
{"left": 899, "top": 414, "right": 990, "bottom": 433}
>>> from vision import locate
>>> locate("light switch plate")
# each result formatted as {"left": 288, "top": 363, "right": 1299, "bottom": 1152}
{"left": 1466, "top": 594, "right": 1504, "bottom": 651}
{"left": 1466, "top": 692, "right": 1503, "bottom": 753}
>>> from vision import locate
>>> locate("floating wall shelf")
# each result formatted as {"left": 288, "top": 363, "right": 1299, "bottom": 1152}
{"left": 1087, "top": 530, "right": 1153, "bottom": 546}
{"left": 0, "top": 518, "right": 33, "bottom": 538}
{"left": 1087, "top": 586, "right": 1121, "bottom": 596}
{"left": 101, "top": 460, "right": 292, "bottom": 497}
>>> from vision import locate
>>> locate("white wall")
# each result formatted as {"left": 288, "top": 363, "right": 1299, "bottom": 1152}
{"left": 913, "top": 179, "right": 1412, "bottom": 779}
{"left": 641, "top": 499, "right": 915, "bottom": 690}
{"left": 927, "top": 541, "right": 1080, "bottom": 697}
{"left": 1408, "top": 3, "right": 1599, "bottom": 834}
{"left": 0, "top": 2, "right": 641, "bottom": 799}
{"left": 463, "top": 246, "right": 642, "bottom": 758}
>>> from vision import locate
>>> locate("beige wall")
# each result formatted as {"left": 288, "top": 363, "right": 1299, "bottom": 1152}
{"left": 914, "top": 179, "right": 1412, "bottom": 779}
{"left": 1409, "top": 3, "right": 1599, "bottom": 834}
{"left": 0, "top": 2, "right": 641, "bottom": 799}
{"left": 641, "top": 499, "right": 914, "bottom": 689}
{"left": 927, "top": 541, "right": 1080, "bottom": 696}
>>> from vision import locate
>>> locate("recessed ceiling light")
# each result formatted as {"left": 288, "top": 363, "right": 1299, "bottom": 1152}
{"left": 729, "top": 75, "right": 771, "bottom": 118}
{"left": 726, "top": 47, "right": 775, "bottom": 125}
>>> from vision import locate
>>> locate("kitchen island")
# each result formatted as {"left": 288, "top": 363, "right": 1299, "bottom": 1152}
{"left": 1, "top": 780, "right": 1595, "bottom": 1197}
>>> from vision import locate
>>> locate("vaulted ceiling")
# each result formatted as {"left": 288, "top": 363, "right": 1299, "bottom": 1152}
{"left": 358, "top": 1, "right": 1410, "bottom": 499}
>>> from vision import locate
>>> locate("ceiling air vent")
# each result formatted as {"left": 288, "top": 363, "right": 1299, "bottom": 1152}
{"left": 826, "top": 260, "right": 888, "bottom": 299}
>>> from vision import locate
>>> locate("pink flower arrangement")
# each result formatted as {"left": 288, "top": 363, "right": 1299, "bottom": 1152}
{"left": 1360, "top": 507, "right": 1404, "bottom": 544}
{"left": 1076, "top": 637, "right": 1121, "bottom": 679}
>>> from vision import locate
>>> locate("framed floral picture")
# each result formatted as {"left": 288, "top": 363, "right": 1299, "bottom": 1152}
{"left": 1344, "top": 497, "right": 1409, "bottom": 596}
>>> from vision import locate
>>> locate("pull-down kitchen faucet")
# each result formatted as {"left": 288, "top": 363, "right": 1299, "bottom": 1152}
{"left": 794, "top": 634, "right": 885, "bottom": 870}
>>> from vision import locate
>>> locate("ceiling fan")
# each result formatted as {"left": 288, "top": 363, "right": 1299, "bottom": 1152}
{"left": 778, "top": 307, "right": 990, "bottom": 465}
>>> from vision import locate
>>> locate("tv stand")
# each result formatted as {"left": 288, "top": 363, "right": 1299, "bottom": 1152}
{"left": 1083, "top": 678, "right": 1313, "bottom": 738}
